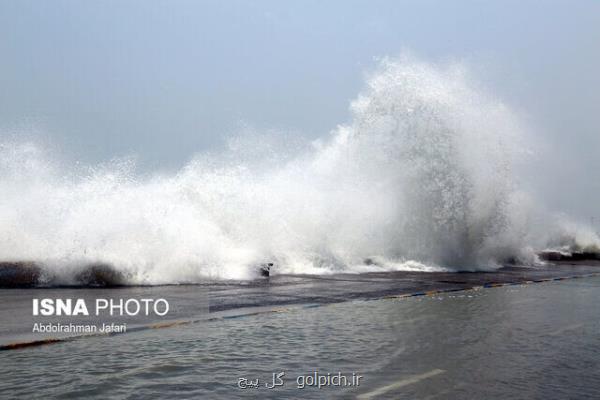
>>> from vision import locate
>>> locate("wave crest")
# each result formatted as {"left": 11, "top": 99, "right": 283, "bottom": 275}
{"left": 0, "top": 56, "right": 594, "bottom": 283}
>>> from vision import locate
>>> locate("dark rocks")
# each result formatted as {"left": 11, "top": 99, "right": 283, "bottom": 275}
{"left": 0, "top": 261, "right": 127, "bottom": 288}
{"left": 538, "top": 250, "right": 600, "bottom": 262}
{"left": 0, "top": 262, "right": 42, "bottom": 288}
{"left": 74, "top": 263, "right": 127, "bottom": 287}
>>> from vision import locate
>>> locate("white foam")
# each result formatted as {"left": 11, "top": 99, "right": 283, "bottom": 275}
{"left": 0, "top": 56, "right": 594, "bottom": 283}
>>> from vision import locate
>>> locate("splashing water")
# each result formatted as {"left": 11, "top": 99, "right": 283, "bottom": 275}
{"left": 0, "top": 57, "right": 597, "bottom": 284}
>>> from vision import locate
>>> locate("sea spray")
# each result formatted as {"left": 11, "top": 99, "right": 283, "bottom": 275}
{"left": 0, "top": 56, "right": 597, "bottom": 284}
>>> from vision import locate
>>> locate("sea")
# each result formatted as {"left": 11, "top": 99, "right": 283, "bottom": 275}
{"left": 2, "top": 276, "right": 600, "bottom": 399}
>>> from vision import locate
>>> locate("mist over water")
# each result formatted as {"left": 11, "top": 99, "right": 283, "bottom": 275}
{"left": 1, "top": 57, "right": 598, "bottom": 284}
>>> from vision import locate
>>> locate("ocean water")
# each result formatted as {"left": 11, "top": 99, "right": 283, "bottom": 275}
{"left": 1, "top": 56, "right": 598, "bottom": 284}
{"left": 2, "top": 277, "right": 600, "bottom": 399}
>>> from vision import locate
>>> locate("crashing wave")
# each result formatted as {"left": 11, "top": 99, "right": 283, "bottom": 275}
{"left": 0, "top": 56, "right": 595, "bottom": 284}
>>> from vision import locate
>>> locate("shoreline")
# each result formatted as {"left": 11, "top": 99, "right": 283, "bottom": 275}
{"left": 1, "top": 260, "right": 599, "bottom": 351}
{"left": 1, "top": 251, "right": 599, "bottom": 289}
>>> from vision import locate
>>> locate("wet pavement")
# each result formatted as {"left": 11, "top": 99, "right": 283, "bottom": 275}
{"left": 1, "top": 260, "right": 599, "bottom": 349}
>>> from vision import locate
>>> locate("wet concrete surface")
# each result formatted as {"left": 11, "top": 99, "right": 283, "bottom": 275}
{"left": 1, "top": 260, "right": 599, "bottom": 348}
{"left": 207, "top": 261, "right": 600, "bottom": 312}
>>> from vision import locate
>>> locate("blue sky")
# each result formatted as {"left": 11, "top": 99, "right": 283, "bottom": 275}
{"left": 1, "top": 0, "right": 599, "bottom": 218}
